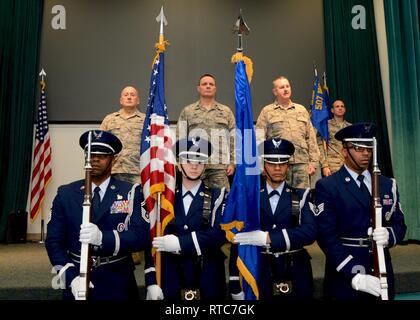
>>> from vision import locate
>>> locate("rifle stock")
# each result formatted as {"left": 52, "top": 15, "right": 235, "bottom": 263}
{"left": 371, "top": 137, "right": 388, "bottom": 300}
{"left": 78, "top": 131, "right": 93, "bottom": 300}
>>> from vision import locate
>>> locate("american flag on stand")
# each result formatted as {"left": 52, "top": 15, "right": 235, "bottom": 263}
{"left": 30, "top": 79, "right": 52, "bottom": 222}
{"left": 140, "top": 48, "right": 175, "bottom": 253}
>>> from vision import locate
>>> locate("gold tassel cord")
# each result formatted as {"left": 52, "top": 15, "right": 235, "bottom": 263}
{"left": 152, "top": 35, "right": 170, "bottom": 67}
{"left": 231, "top": 52, "right": 253, "bottom": 83}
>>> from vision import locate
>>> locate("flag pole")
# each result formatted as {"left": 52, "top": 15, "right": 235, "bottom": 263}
{"left": 322, "top": 71, "right": 329, "bottom": 152}
{"left": 38, "top": 68, "right": 47, "bottom": 243}
{"left": 156, "top": 194, "right": 162, "bottom": 286}
{"left": 154, "top": 6, "right": 167, "bottom": 287}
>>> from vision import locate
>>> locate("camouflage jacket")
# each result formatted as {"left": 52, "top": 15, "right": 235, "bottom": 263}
{"left": 177, "top": 101, "right": 236, "bottom": 169}
{"left": 100, "top": 109, "right": 146, "bottom": 175}
{"left": 318, "top": 118, "right": 351, "bottom": 173}
{"left": 255, "top": 101, "right": 320, "bottom": 166}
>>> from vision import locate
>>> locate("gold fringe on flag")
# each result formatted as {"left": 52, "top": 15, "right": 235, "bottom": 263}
{"left": 231, "top": 52, "right": 253, "bottom": 83}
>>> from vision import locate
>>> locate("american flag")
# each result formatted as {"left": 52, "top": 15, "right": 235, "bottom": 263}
{"left": 30, "top": 80, "right": 52, "bottom": 222}
{"left": 140, "top": 49, "right": 175, "bottom": 250}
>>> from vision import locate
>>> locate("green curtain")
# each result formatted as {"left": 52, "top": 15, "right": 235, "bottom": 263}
{"left": 324, "top": 0, "right": 393, "bottom": 176}
{"left": 384, "top": 0, "right": 420, "bottom": 240}
{"left": 0, "top": 0, "right": 44, "bottom": 241}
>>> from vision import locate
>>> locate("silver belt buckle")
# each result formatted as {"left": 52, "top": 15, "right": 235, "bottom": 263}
{"left": 92, "top": 256, "right": 101, "bottom": 267}
{"left": 278, "top": 282, "right": 290, "bottom": 294}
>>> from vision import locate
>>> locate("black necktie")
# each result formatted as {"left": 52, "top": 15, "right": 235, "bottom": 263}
{"left": 357, "top": 175, "right": 371, "bottom": 199}
{"left": 183, "top": 191, "right": 194, "bottom": 199}
{"left": 269, "top": 190, "right": 280, "bottom": 198}
{"left": 92, "top": 186, "right": 101, "bottom": 213}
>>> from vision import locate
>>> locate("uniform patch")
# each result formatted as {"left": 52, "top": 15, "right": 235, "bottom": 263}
{"left": 117, "top": 223, "right": 126, "bottom": 232}
{"left": 141, "top": 205, "right": 150, "bottom": 223}
{"left": 310, "top": 203, "right": 324, "bottom": 216}
{"left": 383, "top": 198, "right": 393, "bottom": 206}
{"left": 110, "top": 200, "right": 129, "bottom": 214}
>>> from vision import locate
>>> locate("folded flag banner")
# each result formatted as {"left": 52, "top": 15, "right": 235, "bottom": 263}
{"left": 310, "top": 68, "right": 329, "bottom": 142}
{"left": 221, "top": 52, "right": 260, "bottom": 300}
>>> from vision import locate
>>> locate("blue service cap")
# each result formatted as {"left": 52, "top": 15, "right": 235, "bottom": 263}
{"left": 79, "top": 130, "right": 122, "bottom": 155}
{"left": 335, "top": 122, "right": 377, "bottom": 148}
{"left": 174, "top": 136, "right": 212, "bottom": 163}
{"left": 259, "top": 138, "right": 295, "bottom": 164}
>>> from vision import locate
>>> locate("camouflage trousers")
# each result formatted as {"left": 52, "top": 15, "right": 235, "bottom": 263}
{"left": 286, "top": 163, "right": 311, "bottom": 189}
{"left": 310, "top": 162, "right": 322, "bottom": 189}
{"left": 203, "top": 168, "right": 230, "bottom": 191}
{"left": 112, "top": 173, "right": 141, "bottom": 185}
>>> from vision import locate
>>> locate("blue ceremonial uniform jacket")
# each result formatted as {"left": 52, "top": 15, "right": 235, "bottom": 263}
{"left": 45, "top": 177, "right": 150, "bottom": 300}
{"left": 229, "top": 181, "right": 317, "bottom": 300}
{"left": 145, "top": 183, "right": 228, "bottom": 300}
{"left": 315, "top": 166, "right": 407, "bottom": 300}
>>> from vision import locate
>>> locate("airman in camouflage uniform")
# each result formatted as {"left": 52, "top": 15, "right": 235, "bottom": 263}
{"left": 100, "top": 86, "right": 146, "bottom": 185}
{"left": 256, "top": 76, "right": 320, "bottom": 189}
{"left": 101, "top": 86, "right": 146, "bottom": 266}
{"left": 318, "top": 100, "right": 351, "bottom": 176}
{"left": 177, "top": 74, "right": 235, "bottom": 190}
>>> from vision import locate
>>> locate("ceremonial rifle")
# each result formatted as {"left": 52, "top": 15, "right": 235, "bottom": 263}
{"left": 78, "top": 131, "right": 93, "bottom": 300}
{"left": 371, "top": 137, "right": 388, "bottom": 300}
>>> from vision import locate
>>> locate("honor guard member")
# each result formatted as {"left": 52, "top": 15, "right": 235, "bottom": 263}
{"left": 145, "top": 137, "right": 228, "bottom": 300}
{"left": 314, "top": 123, "right": 407, "bottom": 300}
{"left": 230, "top": 138, "right": 317, "bottom": 300}
{"left": 45, "top": 130, "right": 150, "bottom": 300}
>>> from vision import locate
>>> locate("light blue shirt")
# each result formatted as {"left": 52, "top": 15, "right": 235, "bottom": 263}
{"left": 92, "top": 177, "right": 111, "bottom": 201}
{"left": 344, "top": 165, "right": 372, "bottom": 194}
{"left": 266, "top": 181, "right": 285, "bottom": 214}
{"left": 182, "top": 182, "right": 202, "bottom": 215}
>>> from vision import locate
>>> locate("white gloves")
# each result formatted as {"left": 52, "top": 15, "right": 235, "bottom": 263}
{"left": 233, "top": 230, "right": 268, "bottom": 246}
{"left": 146, "top": 285, "right": 164, "bottom": 300}
{"left": 351, "top": 273, "right": 381, "bottom": 297}
{"left": 231, "top": 291, "right": 245, "bottom": 300}
{"left": 79, "top": 223, "right": 103, "bottom": 246}
{"left": 70, "top": 276, "right": 94, "bottom": 300}
{"left": 368, "top": 227, "right": 389, "bottom": 247}
{"left": 152, "top": 235, "right": 181, "bottom": 253}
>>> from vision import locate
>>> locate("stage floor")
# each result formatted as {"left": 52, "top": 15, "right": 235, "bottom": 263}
{"left": 1, "top": 241, "right": 420, "bottom": 300}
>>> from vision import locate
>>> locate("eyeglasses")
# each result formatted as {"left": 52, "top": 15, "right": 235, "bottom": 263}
{"left": 348, "top": 146, "right": 373, "bottom": 153}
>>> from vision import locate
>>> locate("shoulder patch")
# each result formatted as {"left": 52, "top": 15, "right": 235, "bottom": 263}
{"left": 141, "top": 200, "right": 150, "bottom": 223}
{"left": 310, "top": 202, "right": 324, "bottom": 216}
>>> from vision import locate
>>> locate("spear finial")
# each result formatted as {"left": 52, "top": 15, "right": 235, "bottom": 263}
{"left": 233, "top": 9, "right": 250, "bottom": 52}
{"left": 156, "top": 6, "right": 168, "bottom": 44}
